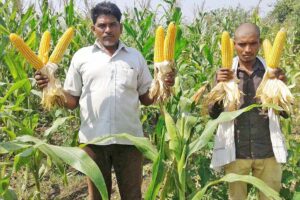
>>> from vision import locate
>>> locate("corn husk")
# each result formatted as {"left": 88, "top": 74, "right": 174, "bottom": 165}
{"left": 192, "top": 83, "right": 208, "bottom": 104}
{"left": 149, "top": 61, "right": 175, "bottom": 103}
{"left": 40, "top": 63, "right": 66, "bottom": 110}
{"left": 256, "top": 68, "right": 294, "bottom": 113}
{"left": 206, "top": 78, "right": 242, "bottom": 111}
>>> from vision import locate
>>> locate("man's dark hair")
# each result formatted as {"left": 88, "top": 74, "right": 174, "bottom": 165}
{"left": 91, "top": 1, "right": 122, "bottom": 24}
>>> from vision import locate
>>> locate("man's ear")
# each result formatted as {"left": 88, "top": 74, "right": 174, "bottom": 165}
{"left": 91, "top": 25, "right": 96, "bottom": 34}
{"left": 91, "top": 25, "right": 95, "bottom": 31}
{"left": 120, "top": 23, "right": 123, "bottom": 34}
{"left": 258, "top": 38, "right": 262, "bottom": 47}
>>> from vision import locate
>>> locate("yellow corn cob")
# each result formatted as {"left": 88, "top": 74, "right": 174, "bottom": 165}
{"left": 221, "top": 31, "right": 233, "bottom": 68}
{"left": 9, "top": 33, "right": 44, "bottom": 70}
{"left": 230, "top": 38, "right": 234, "bottom": 58}
{"left": 38, "top": 31, "right": 51, "bottom": 65}
{"left": 268, "top": 28, "right": 286, "bottom": 68}
{"left": 262, "top": 39, "right": 272, "bottom": 65}
{"left": 154, "top": 26, "right": 165, "bottom": 63}
{"left": 164, "top": 22, "right": 176, "bottom": 61}
{"left": 49, "top": 27, "right": 74, "bottom": 63}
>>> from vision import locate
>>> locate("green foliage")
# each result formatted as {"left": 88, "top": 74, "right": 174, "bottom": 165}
{"left": 1, "top": 135, "right": 109, "bottom": 200}
{"left": 0, "top": 0, "right": 299, "bottom": 199}
{"left": 87, "top": 104, "right": 282, "bottom": 200}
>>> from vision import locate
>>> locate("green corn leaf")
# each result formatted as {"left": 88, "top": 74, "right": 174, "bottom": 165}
{"left": 183, "top": 114, "right": 198, "bottom": 143}
{"left": 87, "top": 133, "right": 158, "bottom": 162}
{"left": 2, "top": 127, "right": 16, "bottom": 140}
{"left": 44, "top": 116, "right": 73, "bottom": 137}
{"left": 164, "top": 107, "right": 181, "bottom": 160}
{"left": 0, "top": 79, "right": 30, "bottom": 105}
{"left": 13, "top": 147, "right": 34, "bottom": 172}
{"left": 144, "top": 131, "right": 166, "bottom": 200}
{"left": 0, "top": 142, "right": 31, "bottom": 154}
{"left": 187, "top": 104, "right": 260, "bottom": 159}
{"left": 0, "top": 176, "right": 10, "bottom": 193}
{"left": 203, "top": 44, "right": 214, "bottom": 67}
{"left": 177, "top": 145, "right": 187, "bottom": 197}
{"left": 0, "top": 24, "right": 9, "bottom": 35}
{"left": 44, "top": 145, "right": 108, "bottom": 200}
{"left": 1, "top": 189, "right": 18, "bottom": 200}
{"left": 191, "top": 173, "right": 281, "bottom": 200}
{"left": 16, "top": 135, "right": 108, "bottom": 200}
{"left": 3, "top": 56, "right": 30, "bottom": 93}
{"left": 1, "top": 113, "right": 34, "bottom": 136}
{"left": 293, "top": 192, "right": 300, "bottom": 200}
{"left": 144, "top": 148, "right": 166, "bottom": 200}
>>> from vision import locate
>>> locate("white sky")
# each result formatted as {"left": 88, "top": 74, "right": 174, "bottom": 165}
{"left": 108, "top": 0, "right": 278, "bottom": 20}
{"left": 23, "top": 0, "right": 278, "bottom": 22}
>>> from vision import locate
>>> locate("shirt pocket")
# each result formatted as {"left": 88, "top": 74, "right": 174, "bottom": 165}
{"left": 118, "top": 65, "right": 138, "bottom": 89}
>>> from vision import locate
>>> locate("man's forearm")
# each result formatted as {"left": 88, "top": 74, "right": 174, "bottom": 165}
{"left": 61, "top": 91, "right": 80, "bottom": 109}
{"left": 139, "top": 90, "right": 154, "bottom": 106}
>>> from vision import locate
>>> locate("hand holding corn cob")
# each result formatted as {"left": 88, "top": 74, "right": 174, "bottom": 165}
{"left": 256, "top": 28, "right": 294, "bottom": 113}
{"left": 205, "top": 31, "right": 242, "bottom": 111}
{"left": 9, "top": 27, "right": 74, "bottom": 110}
{"left": 149, "top": 22, "right": 176, "bottom": 104}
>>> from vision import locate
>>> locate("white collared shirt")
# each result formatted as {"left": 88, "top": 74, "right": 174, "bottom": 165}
{"left": 64, "top": 41, "right": 152, "bottom": 144}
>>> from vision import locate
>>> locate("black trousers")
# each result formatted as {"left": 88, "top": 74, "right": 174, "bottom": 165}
{"left": 83, "top": 144, "right": 143, "bottom": 200}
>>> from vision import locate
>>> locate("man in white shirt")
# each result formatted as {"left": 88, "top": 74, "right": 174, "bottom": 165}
{"left": 35, "top": 1, "right": 174, "bottom": 200}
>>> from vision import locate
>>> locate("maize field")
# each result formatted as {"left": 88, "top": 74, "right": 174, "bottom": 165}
{"left": 0, "top": 0, "right": 299, "bottom": 199}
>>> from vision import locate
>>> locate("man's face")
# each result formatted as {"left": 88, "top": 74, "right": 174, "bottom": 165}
{"left": 234, "top": 33, "right": 260, "bottom": 63}
{"left": 92, "top": 15, "right": 122, "bottom": 50}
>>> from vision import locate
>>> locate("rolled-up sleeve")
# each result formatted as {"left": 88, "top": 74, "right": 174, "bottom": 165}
{"left": 137, "top": 55, "right": 152, "bottom": 96}
{"left": 64, "top": 56, "right": 82, "bottom": 97}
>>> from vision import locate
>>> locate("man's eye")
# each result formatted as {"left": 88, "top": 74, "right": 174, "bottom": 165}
{"left": 111, "top": 23, "right": 117, "bottom": 27}
{"left": 98, "top": 24, "right": 106, "bottom": 29}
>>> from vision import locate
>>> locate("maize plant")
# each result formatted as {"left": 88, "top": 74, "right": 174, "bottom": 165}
{"left": 1, "top": 0, "right": 300, "bottom": 199}
{"left": 256, "top": 28, "right": 294, "bottom": 113}
{"left": 205, "top": 31, "right": 242, "bottom": 111}
{"left": 149, "top": 22, "right": 177, "bottom": 104}
{"left": 0, "top": 135, "right": 108, "bottom": 200}
{"left": 87, "top": 104, "right": 281, "bottom": 200}
{"left": 9, "top": 27, "right": 74, "bottom": 110}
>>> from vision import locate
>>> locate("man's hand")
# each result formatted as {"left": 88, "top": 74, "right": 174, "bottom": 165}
{"left": 35, "top": 70, "right": 49, "bottom": 89}
{"left": 274, "top": 68, "right": 287, "bottom": 83}
{"left": 164, "top": 70, "right": 176, "bottom": 87}
{"left": 216, "top": 68, "right": 234, "bottom": 82}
